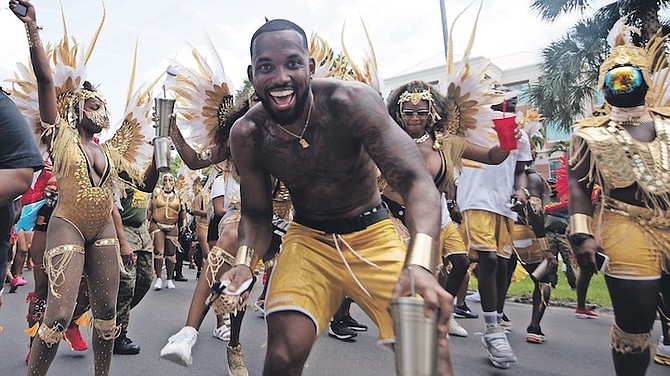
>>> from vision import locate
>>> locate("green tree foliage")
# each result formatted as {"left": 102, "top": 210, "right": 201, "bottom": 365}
{"left": 529, "top": 0, "right": 669, "bottom": 132}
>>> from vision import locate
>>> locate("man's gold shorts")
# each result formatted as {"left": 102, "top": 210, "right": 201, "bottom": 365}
{"left": 512, "top": 224, "right": 544, "bottom": 265}
{"left": 598, "top": 209, "right": 669, "bottom": 280}
{"left": 440, "top": 221, "right": 466, "bottom": 257}
{"left": 461, "top": 210, "right": 513, "bottom": 259}
{"left": 265, "top": 219, "right": 405, "bottom": 340}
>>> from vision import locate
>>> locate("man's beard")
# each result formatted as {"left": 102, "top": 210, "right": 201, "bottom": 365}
{"left": 261, "top": 86, "right": 310, "bottom": 125}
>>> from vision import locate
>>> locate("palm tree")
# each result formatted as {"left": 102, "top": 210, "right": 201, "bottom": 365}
{"left": 529, "top": 0, "right": 670, "bottom": 132}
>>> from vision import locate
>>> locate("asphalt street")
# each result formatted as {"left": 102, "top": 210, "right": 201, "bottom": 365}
{"left": 1, "top": 266, "right": 667, "bottom": 375}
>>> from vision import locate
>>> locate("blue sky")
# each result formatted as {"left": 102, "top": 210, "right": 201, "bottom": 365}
{"left": 1, "top": 0, "right": 610, "bottom": 135}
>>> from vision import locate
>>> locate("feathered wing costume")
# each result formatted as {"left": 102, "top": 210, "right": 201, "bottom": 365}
{"left": 7, "top": 5, "right": 155, "bottom": 189}
{"left": 166, "top": 37, "right": 235, "bottom": 158}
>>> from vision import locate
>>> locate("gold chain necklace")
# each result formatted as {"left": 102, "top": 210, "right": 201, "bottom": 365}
{"left": 275, "top": 99, "right": 313, "bottom": 149}
{"left": 414, "top": 132, "right": 430, "bottom": 144}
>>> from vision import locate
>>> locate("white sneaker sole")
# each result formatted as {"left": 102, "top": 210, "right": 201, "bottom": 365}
{"left": 160, "top": 344, "right": 192, "bottom": 367}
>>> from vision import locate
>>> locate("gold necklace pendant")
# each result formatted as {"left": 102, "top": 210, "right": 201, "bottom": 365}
{"left": 276, "top": 98, "right": 314, "bottom": 149}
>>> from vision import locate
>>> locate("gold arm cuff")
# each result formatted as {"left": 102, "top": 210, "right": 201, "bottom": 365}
{"left": 234, "top": 245, "right": 258, "bottom": 269}
{"left": 536, "top": 237, "right": 550, "bottom": 252}
{"left": 569, "top": 213, "right": 593, "bottom": 236}
{"left": 404, "top": 233, "right": 439, "bottom": 273}
{"left": 25, "top": 22, "right": 43, "bottom": 49}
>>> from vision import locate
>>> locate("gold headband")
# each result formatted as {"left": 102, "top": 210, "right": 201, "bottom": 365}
{"left": 597, "top": 45, "right": 652, "bottom": 89}
{"left": 397, "top": 89, "right": 433, "bottom": 105}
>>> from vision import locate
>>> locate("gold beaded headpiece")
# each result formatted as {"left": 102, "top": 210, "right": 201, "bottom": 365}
{"left": 598, "top": 19, "right": 652, "bottom": 90}
{"left": 62, "top": 88, "right": 109, "bottom": 130}
{"left": 597, "top": 45, "right": 651, "bottom": 90}
{"left": 397, "top": 89, "right": 433, "bottom": 106}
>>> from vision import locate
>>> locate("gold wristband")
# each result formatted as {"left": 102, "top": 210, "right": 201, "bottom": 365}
{"left": 404, "top": 233, "right": 439, "bottom": 273}
{"left": 569, "top": 213, "right": 593, "bottom": 236}
{"left": 25, "top": 22, "right": 42, "bottom": 49}
{"left": 536, "top": 237, "right": 550, "bottom": 252}
{"left": 234, "top": 245, "right": 257, "bottom": 269}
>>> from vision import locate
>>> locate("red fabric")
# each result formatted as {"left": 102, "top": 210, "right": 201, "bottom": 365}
{"left": 20, "top": 168, "right": 53, "bottom": 205}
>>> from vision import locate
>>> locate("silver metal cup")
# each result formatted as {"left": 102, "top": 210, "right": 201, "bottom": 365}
{"left": 391, "top": 296, "right": 438, "bottom": 376}
{"left": 154, "top": 98, "right": 175, "bottom": 138}
{"left": 154, "top": 137, "right": 171, "bottom": 173}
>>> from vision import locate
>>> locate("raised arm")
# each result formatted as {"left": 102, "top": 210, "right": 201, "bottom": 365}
{"left": 463, "top": 142, "right": 510, "bottom": 165}
{"left": 169, "top": 114, "right": 229, "bottom": 170}
{"left": 11, "top": 0, "right": 58, "bottom": 125}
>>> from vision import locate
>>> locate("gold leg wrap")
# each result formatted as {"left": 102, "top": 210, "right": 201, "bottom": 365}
{"left": 165, "top": 255, "right": 177, "bottom": 263}
{"left": 45, "top": 244, "right": 85, "bottom": 299}
{"left": 37, "top": 322, "right": 65, "bottom": 348}
{"left": 610, "top": 322, "right": 654, "bottom": 354}
{"left": 93, "top": 317, "right": 121, "bottom": 341}
{"left": 166, "top": 236, "right": 182, "bottom": 253}
{"left": 211, "top": 293, "right": 248, "bottom": 316}
{"left": 206, "top": 246, "right": 235, "bottom": 286}
{"left": 94, "top": 238, "right": 119, "bottom": 248}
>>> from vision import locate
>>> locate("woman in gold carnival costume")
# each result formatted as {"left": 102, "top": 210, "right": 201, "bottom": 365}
{"left": 568, "top": 19, "right": 670, "bottom": 376}
{"left": 148, "top": 173, "right": 184, "bottom": 291}
{"left": 9, "top": 1, "right": 157, "bottom": 375}
{"left": 385, "top": 78, "right": 511, "bottom": 338}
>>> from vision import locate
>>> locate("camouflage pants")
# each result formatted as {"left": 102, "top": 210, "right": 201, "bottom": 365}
{"left": 547, "top": 231, "right": 577, "bottom": 289}
{"left": 116, "top": 225, "right": 154, "bottom": 336}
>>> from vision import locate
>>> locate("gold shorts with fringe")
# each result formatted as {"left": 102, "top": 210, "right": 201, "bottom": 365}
{"left": 264, "top": 219, "right": 405, "bottom": 341}
{"left": 596, "top": 202, "right": 670, "bottom": 280}
{"left": 512, "top": 224, "right": 544, "bottom": 265}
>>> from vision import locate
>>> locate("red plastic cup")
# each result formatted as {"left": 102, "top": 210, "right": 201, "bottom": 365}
{"left": 493, "top": 115, "right": 517, "bottom": 151}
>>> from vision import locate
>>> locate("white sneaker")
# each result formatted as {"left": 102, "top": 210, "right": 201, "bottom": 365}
{"left": 654, "top": 337, "right": 670, "bottom": 366}
{"left": 466, "top": 291, "right": 481, "bottom": 303}
{"left": 448, "top": 315, "right": 468, "bottom": 337}
{"left": 482, "top": 328, "right": 517, "bottom": 369}
{"left": 166, "top": 279, "right": 176, "bottom": 290}
{"left": 154, "top": 278, "right": 163, "bottom": 291}
{"left": 160, "top": 326, "right": 198, "bottom": 367}
{"left": 213, "top": 324, "right": 231, "bottom": 342}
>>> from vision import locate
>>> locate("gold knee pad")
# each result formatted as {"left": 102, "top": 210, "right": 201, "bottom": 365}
{"left": 45, "top": 244, "right": 85, "bottom": 299}
{"left": 610, "top": 322, "right": 653, "bottom": 354}
{"left": 206, "top": 246, "right": 235, "bottom": 285}
{"left": 93, "top": 317, "right": 121, "bottom": 341}
{"left": 37, "top": 322, "right": 65, "bottom": 348}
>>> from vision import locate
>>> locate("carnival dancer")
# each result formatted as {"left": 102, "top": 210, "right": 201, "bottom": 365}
{"left": 149, "top": 173, "right": 185, "bottom": 291}
{"left": 220, "top": 19, "right": 451, "bottom": 375}
{"left": 568, "top": 20, "right": 670, "bottom": 376}
{"left": 10, "top": 1, "right": 157, "bottom": 374}
{"left": 385, "top": 77, "right": 512, "bottom": 339}
{"left": 159, "top": 42, "right": 263, "bottom": 375}
{"left": 508, "top": 134, "right": 558, "bottom": 344}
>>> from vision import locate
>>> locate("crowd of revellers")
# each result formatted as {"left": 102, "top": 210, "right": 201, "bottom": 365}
{"left": 1, "top": 0, "right": 669, "bottom": 375}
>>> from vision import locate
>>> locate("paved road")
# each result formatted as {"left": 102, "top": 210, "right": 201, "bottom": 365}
{"left": 1, "top": 267, "right": 667, "bottom": 375}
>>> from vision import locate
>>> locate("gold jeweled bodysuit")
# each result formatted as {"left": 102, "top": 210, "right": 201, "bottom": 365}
{"left": 50, "top": 119, "right": 115, "bottom": 241}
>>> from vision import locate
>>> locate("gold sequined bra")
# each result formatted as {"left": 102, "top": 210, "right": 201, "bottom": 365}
{"left": 152, "top": 191, "right": 181, "bottom": 225}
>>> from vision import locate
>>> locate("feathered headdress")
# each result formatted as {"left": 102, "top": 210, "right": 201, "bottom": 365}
{"left": 441, "top": 1, "right": 503, "bottom": 148}
{"left": 166, "top": 36, "right": 235, "bottom": 155}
